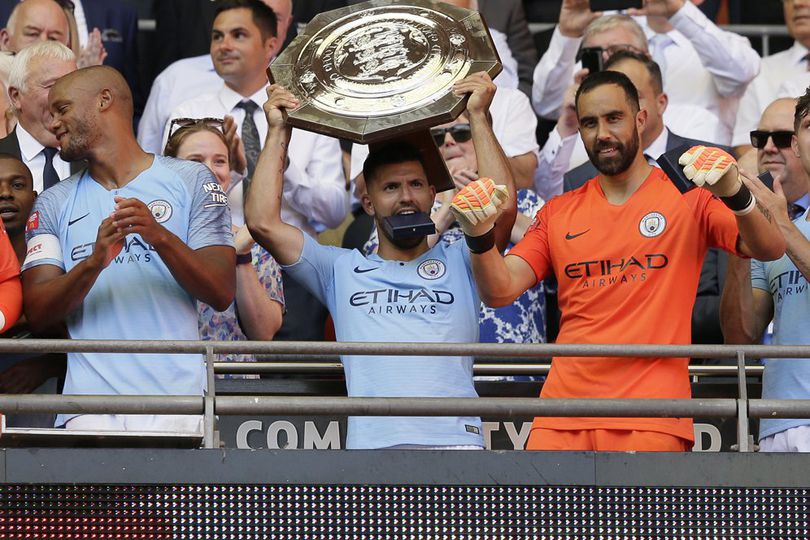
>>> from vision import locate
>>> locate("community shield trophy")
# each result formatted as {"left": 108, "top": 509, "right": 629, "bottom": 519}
{"left": 268, "top": 0, "right": 502, "bottom": 191}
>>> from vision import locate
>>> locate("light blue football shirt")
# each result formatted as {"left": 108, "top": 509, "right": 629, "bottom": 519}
{"left": 752, "top": 212, "right": 810, "bottom": 440}
{"left": 23, "top": 156, "right": 233, "bottom": 426}
{"left": 285, "top": 234, "right": 484, "bottom": 449}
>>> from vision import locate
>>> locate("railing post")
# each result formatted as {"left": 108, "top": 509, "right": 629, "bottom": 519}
{"left": 736, "top": 350, "right": 752, "bottom": 452}
{"left": 203, "top": 345, "right": 217, "bottom": 449}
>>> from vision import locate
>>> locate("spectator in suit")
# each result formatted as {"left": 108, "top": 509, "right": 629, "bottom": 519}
{"left": 0, "top": 0, "right": 68, "bottom": 52}
{"left": 0, "top": 40, "right": 77, "bottom": 193}
{"left": 139, "top": 0, "right": 293, "bottom": 155}
{"left": 532, "top": 0, "right": 759, "bottom": 146}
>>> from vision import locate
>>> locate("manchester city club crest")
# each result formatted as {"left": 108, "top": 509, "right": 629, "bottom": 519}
{"left": 639, "top": 211, "right": 666, "bottom": 238}
{"left": 417, "top": 259, "right": 446, "bottom": 280}
{"left": 147, "top": 200, "right": 173, "bottom": 223}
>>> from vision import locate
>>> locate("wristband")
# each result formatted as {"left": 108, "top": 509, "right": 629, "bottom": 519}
{"left": 720, "top": 184, "right": 756, "bottom": 216}
{"left": 236, "top": 253, "right": 253, "bottom": 265}
{"left": 464, "top": 228, "right": 496, "bottom": 254}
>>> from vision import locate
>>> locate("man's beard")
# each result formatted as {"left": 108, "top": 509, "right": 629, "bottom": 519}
{"left": 587, "top": 132, "right": 640, "bottom": 176}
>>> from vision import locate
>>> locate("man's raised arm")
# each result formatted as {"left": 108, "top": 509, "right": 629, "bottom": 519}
{"left": 245, "top": 85, "right": 305, "bottom": 266}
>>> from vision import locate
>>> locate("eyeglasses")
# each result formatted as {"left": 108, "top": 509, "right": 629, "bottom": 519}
{"left": 167, "top": 117, "right": 224, "bottom": 140}
{"left": 576, "top": 44, "right": 648, "bottom": 62}
{"left": 430, "top": 124, "right": 472, "bottom": 147}
{"left": 750, "top": 130, "right": 794, "bottom": 149}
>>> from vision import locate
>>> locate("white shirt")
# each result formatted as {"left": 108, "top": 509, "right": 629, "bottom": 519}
{"left": 138, "top": 55, "right": 222, "bottom": 155}
{"left": 490, "top": 29, "right": 519, "bottom": 90}
{"left": 531, "top": 2, "right": 759, "bottom": 144}
{"left": 733, "top": 41, "right": 810, "bottom": 147}
{"left": 349, "top": 86, "right": 540, "bottom": 181}
{"left": 16, "top": 124, "right": 71, "bottom": 193}
{"left": 167, "top": 84, "right": 348, "bottom": 237}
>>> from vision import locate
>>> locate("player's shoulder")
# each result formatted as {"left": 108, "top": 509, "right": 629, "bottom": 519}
{"left": 154, "top": 155, "right": 216, "bottom": 186}
{"left": 34, "top": 173, "right": 81, "bottom": 212}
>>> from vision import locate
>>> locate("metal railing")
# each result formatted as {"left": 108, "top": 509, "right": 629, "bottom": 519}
{"left": 2, "top": 340, "right": 810, "bottom": 451}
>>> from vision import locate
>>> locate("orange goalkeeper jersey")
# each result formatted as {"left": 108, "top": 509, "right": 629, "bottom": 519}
{"left": 508, "top": 167, "right": 741, "bottom": 441}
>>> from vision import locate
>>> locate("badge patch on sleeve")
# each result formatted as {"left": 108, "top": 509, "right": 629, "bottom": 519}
{"left": 26, "top": 211, "right": 40, "bottom": 232}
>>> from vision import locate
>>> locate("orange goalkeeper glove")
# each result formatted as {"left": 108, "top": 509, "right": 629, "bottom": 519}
{"left": 679, "top": 145, "right": 755, "bottom": 215}
{"left": 450, "top": 177, "right": 509, "bottom": 252}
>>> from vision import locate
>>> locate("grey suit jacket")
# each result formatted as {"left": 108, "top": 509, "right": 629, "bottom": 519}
{"left": 478, "top": 0, "right": 538, "bottom": 97}
{"left": 0, "top": 128, "right": 86, "bottom": 184}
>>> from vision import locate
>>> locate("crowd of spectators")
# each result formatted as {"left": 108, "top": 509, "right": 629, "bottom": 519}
{"left": 0, "top": 0, "right": 807, "bottom": 453}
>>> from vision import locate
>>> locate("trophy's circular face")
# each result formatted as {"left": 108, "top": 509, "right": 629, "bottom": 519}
{"left": 295, "top": 6, "right": 472, "bottom": 117}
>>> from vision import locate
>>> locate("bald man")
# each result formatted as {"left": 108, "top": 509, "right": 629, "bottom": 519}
{"left": 0, "top": 0, "right": 69, "bottom": 52}
{"left": 21, "top": 66, "right": 236, "bottom": 433}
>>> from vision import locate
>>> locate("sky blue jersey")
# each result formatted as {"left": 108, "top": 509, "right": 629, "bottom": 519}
{"left": 23, "top": 156, "right": 232, "bottom": 426}
{"left": 285, "top": 234, "right": 483, "bottom": 449}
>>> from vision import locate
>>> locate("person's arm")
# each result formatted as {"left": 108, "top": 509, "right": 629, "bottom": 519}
{"left": 530, "top": 0, "right": 598, "bottom": 118}
{"left": 641, "top": 0, "right": 760, "bottom": 96}
{"left": 0, "top": 275, "right": 21, "bottom": 333}
{"left": 110, "top": 196, "right": 235, "bottom": 311}
{"left": 456, "top": 73, "right": 517, "bottom": 251}
{"left": 534, "top": 75, "right": 581, "bottom": 200}
{"left": 244, "top": 85, "right": 306, "bottom": 266}
{"left": 232, "top": 227, "right": 283, "bottom": 341}
{"left": 500, "top": 0, "right": 538, "bottom": 97}
{"left": 23, "top": 217, "right": 124, "bottom": 332}
{"left": 137, "top": 70, "right": 170, "bottom": 155}
{"left": 720, "top": 255, "right": 773, "bottom": 344}
{"left": 510, "top": 152, "right": 538, "bottom": 191}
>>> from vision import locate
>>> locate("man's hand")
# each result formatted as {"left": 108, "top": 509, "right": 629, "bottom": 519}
{"left": 111, "top": 196, "right": 166, "bottom": 246}
{"left": 77, "top": 28, "right": 108, "bottom": 68}
{"left": 449, "top": 167, "right": 478, "bottom": 191}
{"left": 558, "top": 0, "right": 602, "bottom": 37}
{"left": 223, "top": 115, "right": 247, "bottom": 174}
{"left": 679, "top": 145, "right": 741, "bottom": 197}
{"left": 233, "top": 225, "right": 255, "bottom": 256}
{"left": 263, "top": 84, "right": 299, "bottom": 131}
{"left": 454, "top": 72, "right": 496, "bottom": 118}
{"left": 89, "top": 217, "right": 125, "bottom": 269}
{"left": 627, "top": 0, "right": 686, "bottom": 18}
{"left": 450, "top": 177, "right": 509, "bottom": 237}
{"left": 741, "top": 169, "right": 790, "bottom": 227}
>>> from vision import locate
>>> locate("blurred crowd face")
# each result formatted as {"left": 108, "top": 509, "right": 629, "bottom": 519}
{"left": 0, "top": 157, "right": 35, "bottom": 237}
{"left": 583, "top": 26, "right": 647, "bottom": 63}
{"left": 434, "top": 115, "right": 477, "bottom": 173}
{"left": 266, "top": 0, "right": 293, "bottom": 46}
{"left": 0, "top": 0, "right": 69, "bottom": 53}
{"left": 11, "top": 55, "right": 76, "bottom": 148}
{"left": 792, "top": 106, "right": 810, "bottom": 191}
{"left": 577, "top": 83, "right": 642, "bottom": 177}
{"left": 608, "top": 59, "right": 666, "bottom": 149}
{"left": 175, "top": 130, "right": 232, "bottom": 191}
{"left": 758, "top": 99, "right": 808, "bottom": 203}
{"left": 784, "top": 0, "right": 810, "bottom": 47}
{"left": 211, "top": 7, "right": 277, "bottom": 89}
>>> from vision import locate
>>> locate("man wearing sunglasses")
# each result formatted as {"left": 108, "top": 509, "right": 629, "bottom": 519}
{"left": 749, "top": 98, "right": 810, "bottom": 219}
{"left": 246, "top": 72, "right": 517, "bottom": 449}
{"left": 722, "top": 90, "right": 810, "bottom": 452}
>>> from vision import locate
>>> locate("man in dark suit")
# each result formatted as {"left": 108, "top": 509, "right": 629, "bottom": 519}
{"left": 477, "top": 0, "right": 537, "bottom": 97}
{"left": 0, "top": 40, "right": 80, "bottom": 193}
{"left": 562, "top": 50, "right": 731, "bottom": 349}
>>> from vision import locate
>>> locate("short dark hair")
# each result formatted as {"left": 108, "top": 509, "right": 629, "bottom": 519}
{"left": 214, "top": 0, "right": 278, "bottom": 41}
{"left": 604, "top": 49, "right": 663, "bottom": 96}
{"left": 363, "top": 142, "right": 426, "bottom": 186}
{"left": 795, "top": 86, "right": 810, "bottom": 132}
{"left": 575, "top": 70, "right": 640, "bottom": 116}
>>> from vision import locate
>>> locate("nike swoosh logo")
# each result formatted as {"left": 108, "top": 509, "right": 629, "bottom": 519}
{"left": 68, "top": 213, "right": 90, "bottom": 227}
{"left": 565, "top": 229, "right": 590, "bottom": 240}
{"left": 353, "top": 266, "right": 378, "bottom": 274}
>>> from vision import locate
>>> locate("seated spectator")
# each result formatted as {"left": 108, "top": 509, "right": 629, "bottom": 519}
{"left": 722, "top": 88, "right": 810, "bottom": 452}
{"left": 2, "top": 41, "right": 78, "bottom": 193}
{"left": 532, "top": 0, "right": 759, "bottom": 146}
{"left": 22, "top": 66, "right": 235, "bottom": 432}
{"left": 0, "top": 154, "right": 64, "bottom": 427}
{"left": 164, "top": 117, "right": 284, "bottom": 366}
{"left": 733, "top": 0, "right": 810, "bottom": 155}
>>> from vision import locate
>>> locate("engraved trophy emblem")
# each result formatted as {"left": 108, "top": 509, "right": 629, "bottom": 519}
{"left": 269, "top": 0, "right": 502, "bottom": 144}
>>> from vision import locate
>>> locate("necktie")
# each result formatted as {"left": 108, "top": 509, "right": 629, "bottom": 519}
{"left": 804, "top": 53, "right": 810, "bottom": 72}
{"left": 790, "top": 203, "right": 805, "bottom": 220}
{"left": 236, "top": 100, "right": 261, "bottom": 195}
{"left": 42, "top": 147, "right": 60, "bottom": 191}
{"left": 643, "top": 153, "right": 657, "bottom": 166}
{"left": 649, "top": 34, "right": 674, "bottom": 83}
